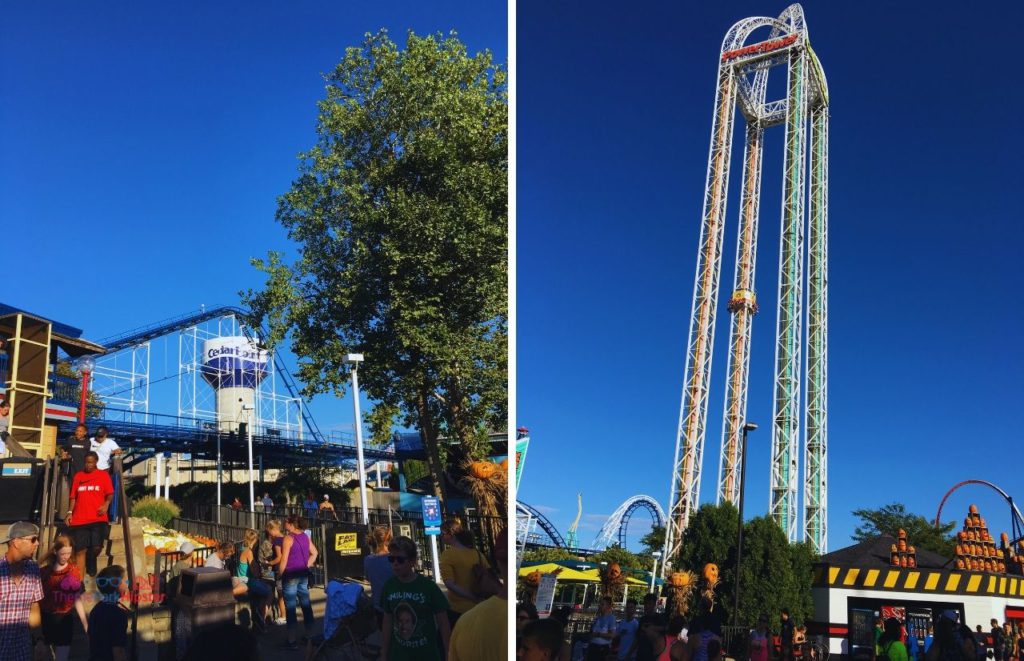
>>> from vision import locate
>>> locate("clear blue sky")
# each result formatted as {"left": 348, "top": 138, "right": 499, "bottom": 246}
{"left": 2, "top": 2, "right": 507, "bottom": 432}
{"left": 518, "top": 2, "right": 1024, "bottom": 553}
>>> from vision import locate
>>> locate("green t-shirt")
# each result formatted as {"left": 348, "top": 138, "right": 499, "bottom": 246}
{"left": 382, "top": 574, "right": 450, "bottom": 661}
{"left": 880, "top": 640, "right": 909, "bottom": 661}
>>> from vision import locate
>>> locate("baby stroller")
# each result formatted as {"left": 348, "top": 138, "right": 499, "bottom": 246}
{"left": 307, "top": 581, "right": 379, "bottom": 661}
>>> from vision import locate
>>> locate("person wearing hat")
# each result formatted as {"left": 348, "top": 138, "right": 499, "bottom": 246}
{"left": 170, "top": 541, "right": 195, "bottom": 580}
{"left": 0, "top": 521, "right": 45, "bottom": 661}
{"left": 318, "top": 494, "right": 338, "bottom": 521}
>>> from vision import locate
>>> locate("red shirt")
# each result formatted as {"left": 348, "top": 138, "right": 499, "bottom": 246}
{"left": 41, "top": 563, "right": 83, "bottom": 614}
{"left": 70, "top": 469, "right": 113, "bottom": 525}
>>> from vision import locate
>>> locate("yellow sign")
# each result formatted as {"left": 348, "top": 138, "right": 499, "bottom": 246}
{"left": 334, "top": 533, "right": 359, "bottom": 556}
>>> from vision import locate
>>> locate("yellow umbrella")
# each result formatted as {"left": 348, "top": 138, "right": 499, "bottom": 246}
{"left": 518, "top": 563, "right": 597, "bottom": 582}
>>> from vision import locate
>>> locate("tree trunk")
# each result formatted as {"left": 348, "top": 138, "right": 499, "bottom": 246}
{"left": 416, "top": 384, "right": 448, "bottom": 510}
{"left": 445, "top": 376, "right": 479, "bottom": 459}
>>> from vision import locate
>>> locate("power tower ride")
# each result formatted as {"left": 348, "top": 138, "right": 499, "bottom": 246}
{"left": 664, "top": 4, "right": 829, "bottom": 568}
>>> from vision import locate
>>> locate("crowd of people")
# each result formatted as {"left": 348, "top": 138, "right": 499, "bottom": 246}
{"left": 873, "top": 612, "right": 1024, "bottom": 661}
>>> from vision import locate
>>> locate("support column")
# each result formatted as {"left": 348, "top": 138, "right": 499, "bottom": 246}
{"left": 718, "top": 122, "right": 764, "bottom": 505}
{"left": 770, "top": 48, "right": 809, "bottom": 542}
{"left": 665, "top": 63, "right": 738, "bottom": 568}
{"left": 804, "top": 102, "right": 829, "bottom": 553}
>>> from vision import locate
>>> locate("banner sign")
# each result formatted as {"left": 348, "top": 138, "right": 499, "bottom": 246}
{"left": 422, "top": 496, "right": 442, "bottom": 536}
{"left": 515, "top": 437, "right": 530, "bottom": 490}
{"left": 535, "top": 573, "right": 557, "bottom": 617}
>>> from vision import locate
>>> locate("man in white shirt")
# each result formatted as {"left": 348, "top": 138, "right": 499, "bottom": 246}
{"left": 90, "top": 427, "right": 121, "bottom": 470}
{"left": 589, "top": 596, "right": 617, "bottom": 659}
{"left": 90, "top": 427, "right": 122, "bottom": 521}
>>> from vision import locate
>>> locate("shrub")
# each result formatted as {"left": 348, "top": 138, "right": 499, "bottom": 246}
{"left": 132, "top": 496, "right": 181, "bottom": 527}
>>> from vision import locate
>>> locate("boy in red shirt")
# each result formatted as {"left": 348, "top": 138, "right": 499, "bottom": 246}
{"left": 67, "top": 451, "right": 113, "bottom": 578}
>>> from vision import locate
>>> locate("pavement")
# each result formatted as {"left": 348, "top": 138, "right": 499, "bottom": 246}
{"left": 60, "top": 583, "right": 380, "bottom": 660}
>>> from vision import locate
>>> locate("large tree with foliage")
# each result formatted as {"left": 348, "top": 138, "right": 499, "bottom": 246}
{"left": 668, "top": 503, "right": 817, "bottom": 627}
{"left": 244, "top": 30, "right": 507, "bottom": 504}
{"left": 852, "top": 503, "right": 955, "bottom": 557}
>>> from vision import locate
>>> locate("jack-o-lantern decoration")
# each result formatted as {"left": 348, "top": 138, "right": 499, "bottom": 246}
{"left": 500, "top": 458, "right": 509, "bottom": 473}
{"left": 703, "top": 563, "right": 719, "bottom": 585}
{"left": 469, "top": 461, "right": 497, "bottom": 480}
{"left": 700, "top": 563, "right": 721, "bottom": 612}
{"left": 969, "top": 504, "right": 979, "bottom": 515}
{"left": 667, "top": 571, "right": 697, "bottom": 618}
{"left": 600, "top": 562, "right": 626, "bottom": 601}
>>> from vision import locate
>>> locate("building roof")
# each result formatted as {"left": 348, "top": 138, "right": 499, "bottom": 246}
{"left": 820, "top": 534, "right": 953, "bottom": 570}
{"left": 0, "top": 303, "right": 106, "bottom": 357}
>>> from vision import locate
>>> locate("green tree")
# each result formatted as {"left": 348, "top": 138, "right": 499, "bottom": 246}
{"left": 674, "top": 502, "right": 739, "bottom": 618}
{"left": 734, "top": 517, "right": 817, "bottom": 630}
{"left": 591, "top": 545, "right": 651, "bottom": 572}
{"left": 640, "top": 525, "right": 665, "bottom": 557}
{"left": 852, "top": 503, "right": 955, "bottom": 557}
{"left": 243, "top": 30, "right": 508, "bottom": 505}
{"left": 521, "top": 547, "right": 578, "bottom": 564}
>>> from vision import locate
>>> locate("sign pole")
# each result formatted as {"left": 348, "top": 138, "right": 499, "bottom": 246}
{"left": 429, "top": 534, "right": 442, "bottom": 585}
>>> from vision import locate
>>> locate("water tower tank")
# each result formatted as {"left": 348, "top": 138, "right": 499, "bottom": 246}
{"left": 200, "top": 337, "right": 268, "bottom": 431}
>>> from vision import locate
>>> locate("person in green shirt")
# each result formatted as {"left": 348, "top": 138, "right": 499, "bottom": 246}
{"left": 879, "top": 618, "right": 909, "bottom": 661}
{"left": 379, "top": 536, "right": 451, "bottom": 661}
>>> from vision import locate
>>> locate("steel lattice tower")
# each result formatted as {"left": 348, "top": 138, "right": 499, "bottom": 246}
{"left": 664, "top": 4, "right": 829, "bottom": 567}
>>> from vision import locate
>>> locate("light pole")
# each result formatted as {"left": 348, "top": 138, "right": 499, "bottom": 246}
{"left": 74, "top": 356, "right": 95, "bottom": 423}
{"left": 343, "top": 353, "right": 369, "bottom": 525}
{"left": 241, "top": 403, "right": 256, "bottom": 529}
{"left": 650, "top": 550, "right": 662, "bottom": 594}
{"left": 734, "top": 421, "right": 757, "bottom": 626}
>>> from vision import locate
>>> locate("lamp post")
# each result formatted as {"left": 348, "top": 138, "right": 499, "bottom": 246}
{"left": 734, "top": 421, "right": 757, "bottom": 626}
{"left": 74, "top": 356, "right": 95, "bottom": 423}
{"left": 241, "top": 403, "right": 256, "bottom": 529}
{"left": 343, "top": 353, "right": 369, "bottom": 526}
{"left": 650, "top": 550, "right": 662, "bottom": 594}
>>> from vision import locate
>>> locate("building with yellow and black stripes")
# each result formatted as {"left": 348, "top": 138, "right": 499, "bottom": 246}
{"left": 811, "top": 534, "right": 1024, "bottom": 659}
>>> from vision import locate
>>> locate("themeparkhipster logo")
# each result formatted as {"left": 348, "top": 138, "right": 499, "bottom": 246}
{"left": 60, "top": 575, "right": 166, "bottom": 606}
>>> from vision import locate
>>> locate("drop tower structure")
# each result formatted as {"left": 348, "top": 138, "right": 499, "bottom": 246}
{"left": 664, "top": 4, "right": 829, "bottom": 566}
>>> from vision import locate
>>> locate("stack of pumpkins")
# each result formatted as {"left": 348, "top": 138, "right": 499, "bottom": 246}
{"left": 889, "top": 529, "right": 917, "bottom": 568}
{"left": 999, "top": 533, "right": 1024, "bottom": 574}
{"left": 954, "top": 504, "right": 1005, "bottom": 573}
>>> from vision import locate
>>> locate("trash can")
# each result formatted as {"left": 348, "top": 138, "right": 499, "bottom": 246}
{"left": 174, "top": 567, "right": 235, "bottom": 655}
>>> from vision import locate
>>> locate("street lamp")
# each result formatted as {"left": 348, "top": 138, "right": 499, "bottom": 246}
{"left": 734, "top": 421, "right": 758, "bottom": 626}
{"left": 343, "top": 353, "right": 369, "bottom": 526}
{"left": 74, "top": 355, "right": 96, "bottom": 423}
{"left": 650, "top": 550, "right": 662, "bottom": 594}
{"left": 241, "top": 403, "right": 256, "bottom": 529}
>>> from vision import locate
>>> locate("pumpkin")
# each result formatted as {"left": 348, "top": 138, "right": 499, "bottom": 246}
{"left": 907, "top": 556, "right": 917, "bottom": 568}
{"left": 524, "top": 571, "right": 541, "bottom": 587}
{"left": 969, "top": 504, "right": 979, "bottom": 514}
{"left": 670, "top": 571, "right": 694, "bottom": 588}
{"left": 956, "top": 558, "right": 966, "bottom": 570}
{"left": 469, "top": 461, "right": 497, "bottom": 480}
{"left": 606, "top": 563, "right": 623, "bottom": 581}
{"left": 500, "top": 458, "right": 509, "bottom": 473}
{"left": 897, "top": 528, "right": 907, "bottom": 539}
{"left": 144, "top": 545, "right": 158, "bottom": 555}
{"left": 703, "top": 563, "right": 719, "bottom": 584}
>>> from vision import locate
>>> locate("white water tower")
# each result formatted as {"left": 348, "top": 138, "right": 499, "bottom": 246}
{"left": 199, "top": 337, "right": 268, "bottom": 431}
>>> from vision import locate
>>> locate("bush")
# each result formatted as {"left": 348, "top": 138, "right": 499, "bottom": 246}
{"left": 132, "top": 496, "right": 181, "bottom": 527}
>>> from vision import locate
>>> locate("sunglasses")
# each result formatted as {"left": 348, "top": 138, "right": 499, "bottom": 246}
{"left": 20, "top": 536, "right": 39, "bottom": 544}
{"left": 388, "top": 555, "right": 409, "bottom": 564}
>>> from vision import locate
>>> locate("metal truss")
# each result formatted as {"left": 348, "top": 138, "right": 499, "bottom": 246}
{"left": 666, "top": 3, "right": 829, "bottom": 568}
{"left": 804, "top": 102, "right": 829, "bottom": 553}
{"left": 92, "top": 342, "right": 150, "bottom": 423}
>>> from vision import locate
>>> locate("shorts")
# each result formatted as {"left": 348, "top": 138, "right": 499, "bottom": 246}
{"left": 42, "top": 610, "right": 74, "bottom": 646}
{"left": 71, "top": 522, "right": 110, "bottom": 549}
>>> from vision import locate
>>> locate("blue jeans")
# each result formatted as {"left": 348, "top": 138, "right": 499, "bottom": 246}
{"left": 282, "top": 574, "right": 314, "bottom": 640}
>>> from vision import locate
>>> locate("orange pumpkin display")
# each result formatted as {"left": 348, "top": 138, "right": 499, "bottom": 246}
{"left": 670, "top": 571, "right": 694, "bottom": 588}
{"left": 469, "top": 461, "right": 497, "bottom": 480}
{"left": 703, "top": 563, "right": 719, "bottom": 585}
{"left": 606, "top": 563, "right": 622, "bottom": 581}
{"left": 144, "top": 545, "right": 158, "bottom": 555}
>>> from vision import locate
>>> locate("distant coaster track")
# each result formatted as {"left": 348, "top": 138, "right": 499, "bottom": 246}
{"left": 935, "top": 479, "right": 1024, "bottom": 544}
{"left": 593, "top": 495, "right": 665, "bottom": 549}
{"left": 517, "top": 501, "right": 567, "bottom": 548}
{"left": 95, "top": 305, "right": 326, "bottom": 446}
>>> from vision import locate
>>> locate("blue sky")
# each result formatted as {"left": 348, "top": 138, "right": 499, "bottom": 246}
{"left": 518, "top": 2, "right": 1024, "bottom": 553}
{"left": 1, "top": 2, "right": 507, "bottom": 434}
